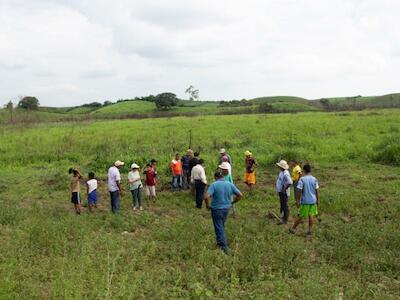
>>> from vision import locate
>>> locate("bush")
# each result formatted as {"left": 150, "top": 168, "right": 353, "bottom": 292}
{"left": 371, "top": 136, "right": 400, "bottom": 165}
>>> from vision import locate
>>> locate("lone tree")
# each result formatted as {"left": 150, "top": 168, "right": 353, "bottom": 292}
{"left": 18, "top": 96, "right": 40, "bottom": 110}
{"left": 185, "top": 85, "right": 199, "bottom": 101}
{"left": 155, "top": 93, "right": 178, "bottom": 110}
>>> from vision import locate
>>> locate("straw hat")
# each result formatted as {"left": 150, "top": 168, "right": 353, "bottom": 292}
{"left": 114, "top": 160, "right": 125, "bottom": 167}
{"left": 276, "top": 160, "right": 289, "bottom": 170}
{"left": 131, "top": 163, "right": 140, "bottom": 169}
{"left": 219, "top": 148, "right": 226, "bottom": 154}
{"left": 218, "top": 162, "right": 230, "bottom": 170}
{"left": 245, "top": 150, "right": 252, "bottom": 156}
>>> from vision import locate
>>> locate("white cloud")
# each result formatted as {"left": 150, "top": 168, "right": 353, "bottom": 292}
{"left": 0, "top": 0, "right": 399, "bottom": 106}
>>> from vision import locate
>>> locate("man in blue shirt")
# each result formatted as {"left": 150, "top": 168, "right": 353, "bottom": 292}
{"left": 205, "top": 171, "right": 243, "bottom": 253}
{"left": 289, "top": 164, "right": 320, "bottom": 236}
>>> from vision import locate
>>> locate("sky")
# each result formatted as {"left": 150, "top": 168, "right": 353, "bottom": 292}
{"left": 0, "top": 0, "right": 399, "bottom": 107}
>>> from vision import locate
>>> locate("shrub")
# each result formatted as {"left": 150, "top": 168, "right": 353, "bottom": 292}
{"left": 371, "top": 136, "right": 400, "bottom": 165}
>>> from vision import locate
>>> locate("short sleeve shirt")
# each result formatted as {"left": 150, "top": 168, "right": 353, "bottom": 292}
{"left": 71, "top": 176, "right": 80, "bottom": 193}
{"left": 128, "top": 171, "right": 142, "bottom": 190}
{"left": 297, "top": 175, "right": 319, "bottom": 204}
{"left": 292, "top": 165, "right": 302, "bottom": 182}
{"left": 87, "top": 179, "right": 98, "bottom": 194}
{"left": 108, "top": 166, "right": 121, "bottom": 192}
{"left": 276, "top": 170, "right": 293, "bottom": 196}
{"left": 207, "top": 180, "right": 241, "bottom": 209}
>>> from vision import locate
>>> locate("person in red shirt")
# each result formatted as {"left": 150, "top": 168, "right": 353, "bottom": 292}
{"left": 170, "top": 153, "right": 183, "bottom": 191}
{"left": 144, "top": 159, "right": 157, "bottom": 202}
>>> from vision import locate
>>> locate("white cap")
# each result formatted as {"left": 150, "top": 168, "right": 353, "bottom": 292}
{"left": 219, "top": 148, "right": 226, "bottom": 154}
{"left": 131, "top": 163, "right": 139, "bottom": 169}
{"left": 114, "top": 160, "right": 125, "bottom": 167}
{"left": 218, "top": 162, "right": 230, "bottom": 170}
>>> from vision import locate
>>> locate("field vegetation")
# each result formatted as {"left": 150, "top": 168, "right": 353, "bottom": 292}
{"left": 0, "top": 109, "right": 399, "bottom": 298}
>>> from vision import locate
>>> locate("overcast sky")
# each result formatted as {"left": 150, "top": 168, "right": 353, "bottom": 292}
{"left": 1, "top": 0, "right": 399, "bottom": 107}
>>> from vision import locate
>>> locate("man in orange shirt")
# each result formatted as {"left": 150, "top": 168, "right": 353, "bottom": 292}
{"left": 170, "top": 153, "right": 183, "bottom": 191}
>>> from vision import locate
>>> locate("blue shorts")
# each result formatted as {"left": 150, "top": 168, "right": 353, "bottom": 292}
{"left": 88, "top": 190, "right": 98, "bottom": 205}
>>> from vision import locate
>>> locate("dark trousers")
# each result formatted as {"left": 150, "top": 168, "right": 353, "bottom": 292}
{"left": 131, "top": 188, "right": 142, "bottom": 207}
{"left": 110, "top": 191, "right": 120, "bottom": 213}
{"left": 183, "top": 170, "right": 191, "bottom": 189}
{"left": 194, "top": 180, "right": 206, "bottom": 208}
{"left": 211, "top": 208, "right": 229, "bottom": 252}
{"left": 279, "top": 192, "right": 289, "bottom": 223}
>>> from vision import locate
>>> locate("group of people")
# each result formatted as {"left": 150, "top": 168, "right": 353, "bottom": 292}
{"left": 69, "top": 148, "right": 320, "bottom": 253}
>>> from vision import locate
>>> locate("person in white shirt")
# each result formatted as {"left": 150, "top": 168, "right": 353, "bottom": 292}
{"left": 108, "top": 160, "right": 124, "bottom": 213}
{"left": 191, "top": 159, "right": 207, "bottom": 209}
{"left": 128, "top": 163, "right": 143, "bottom": 211}
{"left": 86, "top": 172, "right": 98, "bottom": 212}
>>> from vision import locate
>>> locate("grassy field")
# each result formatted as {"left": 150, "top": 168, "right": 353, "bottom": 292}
{"left": 0, "top": 109, "right": 399, "bottom": 299}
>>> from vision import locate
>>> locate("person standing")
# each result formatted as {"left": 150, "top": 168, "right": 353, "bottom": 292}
{"left": 128, "top": 163, "right": 143, "bottom": 211}
{"left": 170, "top": 153, "right": 183, "bottom": 191}
{"left": 276, "top": 160, "right": 293, "bottom": 224}
{"left": 290, "top": 160, "right": 302, "bottom": 199}
{"left": 289, "top": 164, "right": 320, "bottom": 235}
{"left": 219, "top": 148, "right": 232, "bottom": 165}
{"left": 69, "top": 168, "right": 82, "bottom": 215}
{"left": 86, "top": 172, "right": 98, "bottom": 212}
{"left": 144, "top": 159, "right": 157, "bottom": 202}
{"left": 191, "top": 159, "right": 207, "bottom": 209}
{"left": 108, "top": 160, "right": 124, "bottom": 213}
{"left": 205, "top": 171, "right": 243, "bottom": 253}
{"left": 181, "top": 149, "right": 193, "bottom": 189}
{"left": 219, "top": 161, "right": 237, "bottom": 218}
{"left": 244, "top": 151, "right": 258, "bottom": 190}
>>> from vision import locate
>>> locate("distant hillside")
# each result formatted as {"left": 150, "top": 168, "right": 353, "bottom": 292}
{"left": 2, "top": 93, "right": 400, "bottom": 124}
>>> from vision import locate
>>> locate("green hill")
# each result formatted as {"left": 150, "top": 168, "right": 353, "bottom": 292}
{"left": 92, "top": 101, "right": 156, "bottom": 115}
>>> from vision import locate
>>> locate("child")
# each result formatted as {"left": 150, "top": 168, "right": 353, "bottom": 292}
{"left": 170, "top": 153, "right": 183, "bottom": 191}
{"left": 86, "top": 172, "right": 98, "bottom": 212}
{"left": 289, "top": 163, "right": 320, "bottom": 236}
{"left": 128, "top": 163, "right": 143, "bottom": 211}
{"left": 69, "top": 168, "right": 82, "bottom": 215}
{"left": 290, "top": 160, "right": 302, "bottom": 199}
{"left": 144, "top": 159, "right": 157, "bottom": 202}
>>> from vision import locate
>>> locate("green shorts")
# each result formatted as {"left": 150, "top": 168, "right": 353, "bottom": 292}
{"left": 299, "top": 204, "right": 318, "bottom": 218}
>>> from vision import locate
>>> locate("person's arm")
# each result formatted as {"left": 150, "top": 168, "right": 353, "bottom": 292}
{"left": 295, "top": 188, "right": 301, "bottom": 207}
{"left": 86, "top": 182, "right": 89, "bottom": 197}
{"left": 316, "top": 188, "right": 320, "bottom": 206}
{"left": 201, "top": 168, "right": 207, "bottom": 184}
{"left": 232, "top": 192, "right": 243, "bottom": 205}
{"left": 117, "top": 181, "right": 122, "bottom": 194}
{"left": 281, "top": 174, "right": 293, "bottom": 192}
{"left": 205, "top": 193, "right": 211, "bottom": 209}
{"left": 190, "top": 168, "right": 195, "bottom": 183}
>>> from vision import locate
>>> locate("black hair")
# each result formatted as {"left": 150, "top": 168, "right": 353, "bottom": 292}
{"left": 150, "top": 159, "right": 157, "bottom": 163}
{"left": 68, "top": 168, "right": 74, "bottom": 174}
{"left": 194, "top": 152, "right": 199, "bottom": 157}
{"left": 88, "top": 172, "right": 95, "bottom": 179}
{"left": 214, "top": 170, "right": 223, "bottom": 178}
{"left": 198, "top": 159, "right": 205, "bottom": 165}
{"left": 290, "top": 159, "right": 298, "bottom": 164}
{"left": 146, "top": 163, "right": 151, "bottom": 167}
{"left": 303, "top": 163, "right": 312, "bottom": 173}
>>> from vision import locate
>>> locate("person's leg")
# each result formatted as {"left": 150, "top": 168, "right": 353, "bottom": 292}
{"left": 282, "top": 193, "right": 289, "bottom": 223}
{"left": 308, "top": 216, "right": 314, "bottom": 234}
{"left": 151, "top": 186, "right": 156, "bottom": 202}
{"left": 279, "top": 192, "right": 284, "bottom": 217}
{"left": 212, "top": 209, "right": 229, "bottom": 253}
{"left": 131, "top": 189, "right": 137, "bottom": 209}
{"left": 138, "top": 188, "right": 143, "bottom": 209}
{"left": 115, "top": 192, "right": 121, "bottom": 213}
{"left": 172, "top": 176, "right": 177, "bottom": 191}
{"left": 194, "top": 181, "right": 201, "bottom": 208}
{"left": 178, "top": 175, "right": 183, "bottom": 190}
{"left": 195, "top": 182, "right": 205, "bottom": 208}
